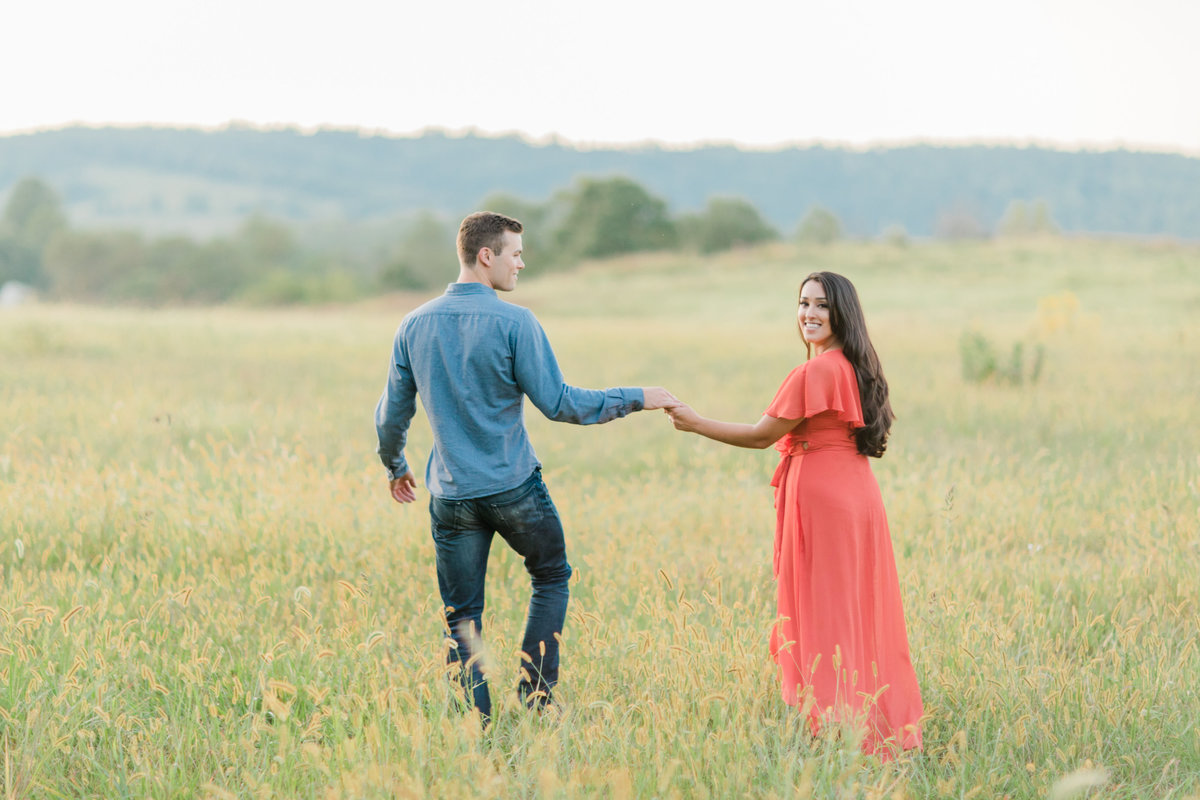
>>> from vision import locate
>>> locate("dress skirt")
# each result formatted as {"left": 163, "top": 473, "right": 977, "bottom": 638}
{"left": 765, "top": 350, "right": 923, "bottom": 758}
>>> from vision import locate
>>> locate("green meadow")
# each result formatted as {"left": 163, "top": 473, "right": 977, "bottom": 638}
{"left": 2, "top": 238, "right": 1198, "bottom": 799}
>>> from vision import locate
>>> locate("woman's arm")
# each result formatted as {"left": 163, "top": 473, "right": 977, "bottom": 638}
{"left": 666, "top": 404, "right": 799, "bottom": 449}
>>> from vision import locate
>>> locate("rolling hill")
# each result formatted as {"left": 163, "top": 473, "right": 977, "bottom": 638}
{"left": 1, "top": 125, "right": 1197, "bottom": 239}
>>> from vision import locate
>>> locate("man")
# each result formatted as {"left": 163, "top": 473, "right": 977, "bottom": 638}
{"left": 376, "top": 211, "right": 677, "bottom": 721}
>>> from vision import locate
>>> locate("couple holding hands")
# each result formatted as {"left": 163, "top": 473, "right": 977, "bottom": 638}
{"left": 376, "top": 211, "right": 922, "bottom": 759}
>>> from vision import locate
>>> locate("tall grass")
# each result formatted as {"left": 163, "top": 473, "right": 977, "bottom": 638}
{"left": 2, "top": 239, "right": 1198, "bottom": 798}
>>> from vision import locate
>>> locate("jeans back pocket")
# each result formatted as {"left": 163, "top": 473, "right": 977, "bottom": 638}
{"left": 429, "top": 495, "right": 461, "bottom": 534}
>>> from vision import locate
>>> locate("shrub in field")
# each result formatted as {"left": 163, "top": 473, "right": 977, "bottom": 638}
{"left": 959, "top": 330, "right": 997, "bottom": 382}
{"left": 960, "top": 330, "right": 1044, "bottom": 385}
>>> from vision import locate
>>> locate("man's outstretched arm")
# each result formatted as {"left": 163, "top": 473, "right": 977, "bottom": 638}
{"left": 513, "top": 313, "right": 678, "bottom": 423}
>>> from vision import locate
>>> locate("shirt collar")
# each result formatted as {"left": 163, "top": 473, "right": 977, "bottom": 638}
{"left": 445, "top": 282, "right": 497, "bottom": 296}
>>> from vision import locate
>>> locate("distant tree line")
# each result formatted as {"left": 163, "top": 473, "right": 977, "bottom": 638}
{"left": 1, "top": 177, "right": 359, "bottom": 304}
{"left": 2, "top": 127, "right": 1196, "bottom": 239}
{"left": 1, "top": 173, "right": 1061, "bottom": 305}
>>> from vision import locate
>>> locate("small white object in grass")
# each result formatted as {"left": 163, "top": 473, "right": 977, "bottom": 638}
{"left": 1049, "top": 768, "right": 1108, "bottom": 800}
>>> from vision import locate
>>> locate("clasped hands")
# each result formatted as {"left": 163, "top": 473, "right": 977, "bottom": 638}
{"left": 641, "top": 386, "right": 701, "bottom": 432}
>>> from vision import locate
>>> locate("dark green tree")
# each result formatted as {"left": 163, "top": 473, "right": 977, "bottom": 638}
{"left": 551, "top": 176, "right": 677, "bottom": 263}
{"left": 678, "top": 196, "right": 778, "bottom": 254}
{"left": 1, "top": 177, "right": 69, "bottom": 287}
{"left": 0, "top": 239, "right": 43, "bottom": 287}
{"left": 2, "top": 177, "right": 68, "bottom": 251}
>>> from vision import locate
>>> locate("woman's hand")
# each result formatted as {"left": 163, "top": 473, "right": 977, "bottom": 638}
{"left": 665, "top": 403, "right": 703, "bottom": 433}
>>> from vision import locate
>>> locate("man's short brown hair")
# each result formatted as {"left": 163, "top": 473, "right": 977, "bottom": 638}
{"left": 457, "top": 211, "right": 523, "bottom": 267}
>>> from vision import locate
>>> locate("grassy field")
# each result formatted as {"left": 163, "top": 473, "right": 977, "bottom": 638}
{"left": 2, "top": 238, "right": 1198, "bottom": 799}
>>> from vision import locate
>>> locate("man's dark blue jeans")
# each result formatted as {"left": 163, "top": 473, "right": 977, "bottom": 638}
{"left": 428, "top": 468, "right": 571, "bottom": 721}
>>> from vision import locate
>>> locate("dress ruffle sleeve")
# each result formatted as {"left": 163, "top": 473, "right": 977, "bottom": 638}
{"left": 764, "top": 353, "right": 864, "bottom": 427}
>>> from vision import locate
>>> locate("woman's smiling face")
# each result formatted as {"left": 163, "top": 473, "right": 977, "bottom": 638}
{"left": 798, "top": 279, "right": 841, "bottom": 354}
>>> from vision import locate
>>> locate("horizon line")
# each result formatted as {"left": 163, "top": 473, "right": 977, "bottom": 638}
{"left": 2, "top": 120, "right": 1197, "bottom": 159}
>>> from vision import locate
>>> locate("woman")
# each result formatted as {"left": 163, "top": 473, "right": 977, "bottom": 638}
{"left": 666, "top": 271, "right": 922, "bottom": 758}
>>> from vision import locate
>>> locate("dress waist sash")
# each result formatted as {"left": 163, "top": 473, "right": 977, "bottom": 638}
{"left": 769, "top": 437, "right": 859, "bottom": 574}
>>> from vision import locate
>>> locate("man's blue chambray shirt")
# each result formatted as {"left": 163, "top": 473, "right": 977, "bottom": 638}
{"left": 375, "top": 282, "right": 645, "bottom": 500}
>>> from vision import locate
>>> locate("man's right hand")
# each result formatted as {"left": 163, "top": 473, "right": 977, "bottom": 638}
{"left": 390, "top": 471, "right": 418, "bottom": 503}
{"left": 641, "top": 387, "right": 681, "bottom": 410}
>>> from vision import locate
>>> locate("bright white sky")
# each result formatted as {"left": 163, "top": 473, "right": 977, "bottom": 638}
{"left": 3, "top": 0, "right": 1197, "bottom": 153}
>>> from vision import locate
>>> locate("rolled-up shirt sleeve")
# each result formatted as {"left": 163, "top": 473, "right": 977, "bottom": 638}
{"left": 512, "top": 311, "right": 644, "bottom": 424}
{"left": 375, "top": 326, "right": 418, "bottom": 479}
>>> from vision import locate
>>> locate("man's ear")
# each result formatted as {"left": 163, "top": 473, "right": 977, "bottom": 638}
{"left": 478, "top": 247, "right": 492, "bottom": 268}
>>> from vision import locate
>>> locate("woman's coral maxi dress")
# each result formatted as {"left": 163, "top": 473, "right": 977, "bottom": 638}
{"left": 765, "top": 349, "right": 923, "bottom": 757}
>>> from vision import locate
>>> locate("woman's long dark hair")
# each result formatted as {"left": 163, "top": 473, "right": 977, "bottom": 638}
{"left": 799, "top": 272, "right": 894, "bottom": 457}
